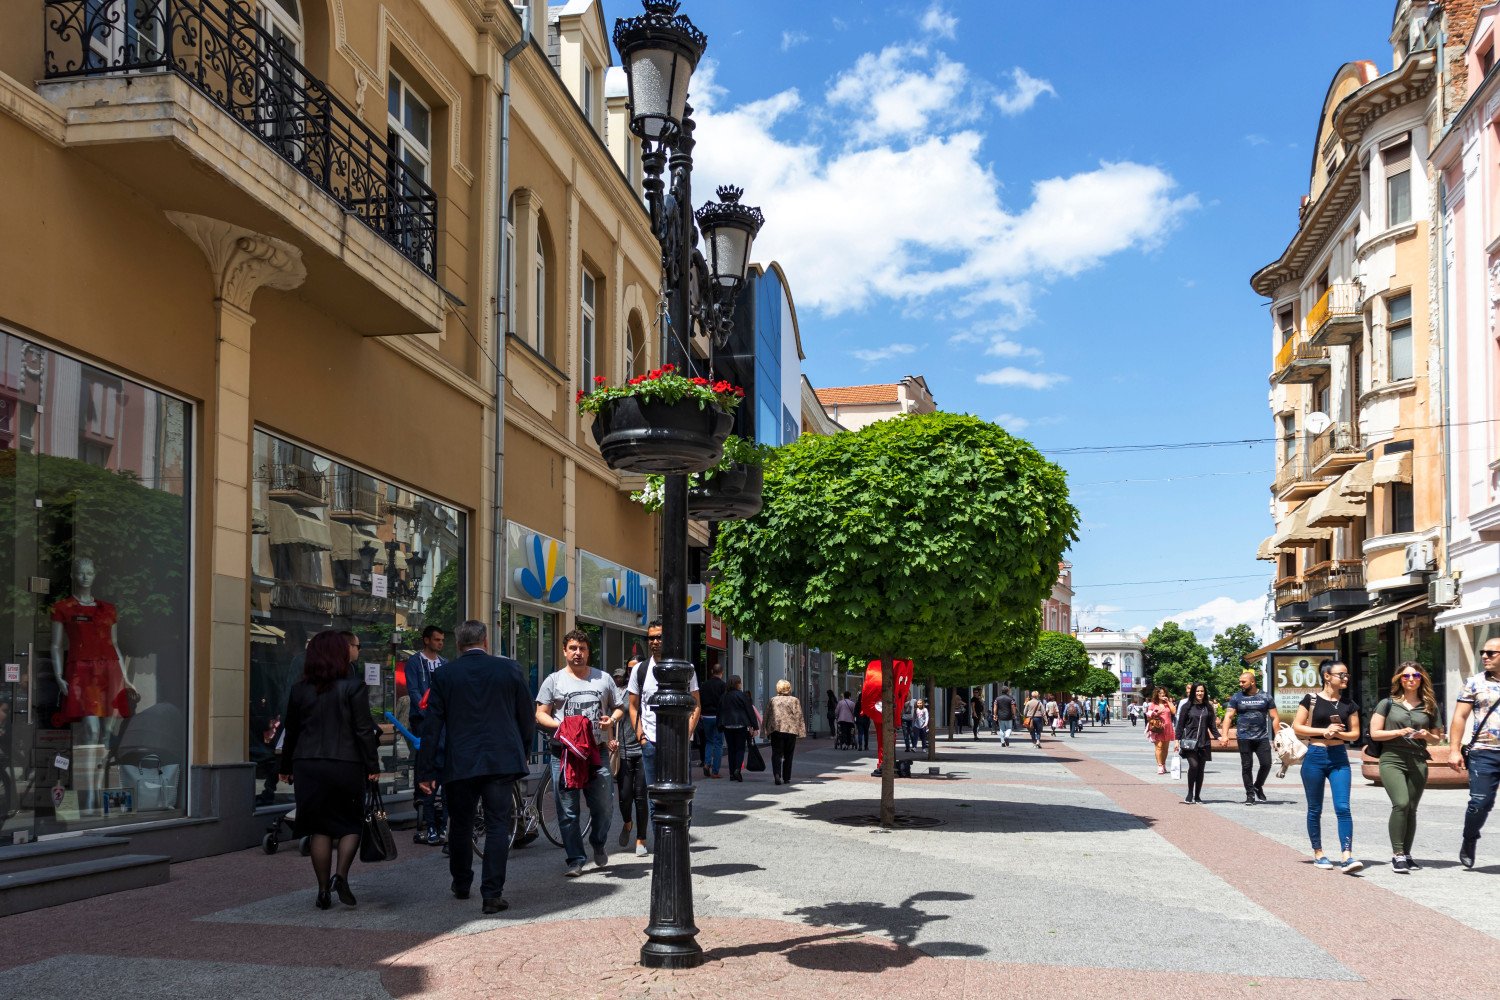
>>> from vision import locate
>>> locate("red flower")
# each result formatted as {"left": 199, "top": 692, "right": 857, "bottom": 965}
{"left": 691, "top": 377, "right": 709, "bottom": 386}
{"left": 734, "top": 387, "right": 745, "bottom": 398}
{"left": 593, "top": 375, "right": 607, "bottom": 385}
{"left": 575, "top": 389, "right": 585, "bottom": 402}
{"left": 662, "top": 363, "right": 676, "bottom": 372}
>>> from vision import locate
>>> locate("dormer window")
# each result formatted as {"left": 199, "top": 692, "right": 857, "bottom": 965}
{"left": 1482, "top": 43, "right": 1495, "bottom": 78}
{"left": 582, "top": 62, "right": 596, "bottom": 126}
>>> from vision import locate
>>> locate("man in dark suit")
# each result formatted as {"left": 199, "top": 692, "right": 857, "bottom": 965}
{"left": 418, "top": 619, "right": 534, "bottom": 914}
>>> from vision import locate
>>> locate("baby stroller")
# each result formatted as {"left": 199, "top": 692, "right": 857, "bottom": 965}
{"left": 262, "top": 808, "right": 311, "bottom": 856}
{"left": 835, "top": 720, "right": 856, "bottom": 750}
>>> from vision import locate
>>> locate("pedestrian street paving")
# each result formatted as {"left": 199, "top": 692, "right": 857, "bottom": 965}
{"left": 4, "top": 725, "right": 1500, "bottom": 999}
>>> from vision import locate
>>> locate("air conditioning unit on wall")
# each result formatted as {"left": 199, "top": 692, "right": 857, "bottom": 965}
{"left": 1429, "top": 576, "right": 1459, "bottom": 608}
{"left": 1404, "top": 541, "right": 1435, "bottom": 575}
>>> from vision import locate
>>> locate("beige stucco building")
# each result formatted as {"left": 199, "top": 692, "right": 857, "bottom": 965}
{"left": 812, "top": 375, "right": 936, "bottom": 430}
{"left": 0, "top": 0, "right": 673, "bottom": 879}
{"left": 1250, "top": 0, "right": 1480, "bottom": 719}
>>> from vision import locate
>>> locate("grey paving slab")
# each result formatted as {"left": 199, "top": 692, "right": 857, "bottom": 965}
{"left": 1, "top": 955, "right": 391, "bottom": 1000}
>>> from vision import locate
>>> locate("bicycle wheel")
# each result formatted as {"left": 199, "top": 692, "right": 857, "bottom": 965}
{"left": 471, "top": 798, "right": 486, "bottom": 859}
{"left": 511, "top": 782, "right": 539, "bottom": 848}
{"left": 535, "top": 768, "right": 592, "bottom": 848}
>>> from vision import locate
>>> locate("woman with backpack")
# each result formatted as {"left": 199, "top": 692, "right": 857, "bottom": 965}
{"left": 1145, "top": 687, "right": 1175, "bottom": 774}
{"left": 1292, "top": 660, "right": 1364, "bottom": 874}
{"left": 1173, "top": 682, "right": 1219, "bottom": 803}
{"left": 1369, "top": 661, "right": 1443, "bottom": 873}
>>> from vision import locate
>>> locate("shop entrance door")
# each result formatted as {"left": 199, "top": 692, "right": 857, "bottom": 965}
{"left": 1, "top": 409, "right": 46, "bottom": 843}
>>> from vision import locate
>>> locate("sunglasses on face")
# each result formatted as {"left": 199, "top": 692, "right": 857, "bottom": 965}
{"left": 1483, "top": 650, "right": 1500, "bottom": 658}
{"left": 1400, "top": 673, "right": 1421, "bottom": 680}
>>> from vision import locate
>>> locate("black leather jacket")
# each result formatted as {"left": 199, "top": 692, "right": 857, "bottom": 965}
{"left": 719, "top": 688, "right": 757, "bottom": 729}
{"left": 279, "top": 677, "right": 379, "bottom": 772}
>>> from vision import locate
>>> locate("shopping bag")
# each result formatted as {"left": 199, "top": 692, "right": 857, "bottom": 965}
{"left": 1169, "top": 753, "right": 1182, "bottom": 780}
{"left": 746, "top": 740, "right": 766, "bottom": 773}
{"left": 120, "top": 755, "right": 182, "bottom": 811}
{"left": 359, "top": 781, "right": 398, "bottom": 863}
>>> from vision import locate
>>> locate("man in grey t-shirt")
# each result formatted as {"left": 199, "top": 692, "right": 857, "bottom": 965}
{"left": 536, "top": 630, "right": 622, "bottom": 876}
{"left": 1221, "top": 670, "right": 1278, "bottom": 804}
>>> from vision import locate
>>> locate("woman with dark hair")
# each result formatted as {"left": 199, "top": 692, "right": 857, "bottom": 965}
{"left": 1173, "top": 682, "right": 1220, "bottom": 804}
{"left": 825, "top": 690, "right": 837, "bottom": 741}
{"left": 719, "top": 675, "right": 758, "bottom": 781}
{"left": 1370, "top": 661, "right": 1444, "bottom": 872}
{"left": 278, "top": 629, "right": 380, "bottom": 909}
{"left": 1292, "top": 660, "right": 1363, "bottom": 873}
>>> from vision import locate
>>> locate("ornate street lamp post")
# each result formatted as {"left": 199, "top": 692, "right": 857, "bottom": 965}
{"left": 614, "top": 0, "right": 762, "bottom": 970}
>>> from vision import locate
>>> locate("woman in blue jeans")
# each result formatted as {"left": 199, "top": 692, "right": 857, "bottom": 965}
{"left": 1292, "top": 661, "right": 1364, "bottom": 874}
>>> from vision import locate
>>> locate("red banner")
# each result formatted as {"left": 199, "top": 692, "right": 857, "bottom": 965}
{"left": 860, "top": 658, "right": 914, "bottom": 765}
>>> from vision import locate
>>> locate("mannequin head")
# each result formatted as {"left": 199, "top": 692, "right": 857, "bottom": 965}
{"left": 73, "top": 557, "right": 97, "bottom": 589}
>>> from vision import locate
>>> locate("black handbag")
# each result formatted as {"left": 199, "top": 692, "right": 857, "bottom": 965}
{"left": 746, "top": 740, "right": 766, "bottom": 773}
{"left": 359, "top": 780, "right": 398, "bottom": 863}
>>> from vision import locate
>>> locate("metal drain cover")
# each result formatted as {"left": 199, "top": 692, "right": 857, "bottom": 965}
{"left": 827, "top": 814, "right": 943, "bottom": 829}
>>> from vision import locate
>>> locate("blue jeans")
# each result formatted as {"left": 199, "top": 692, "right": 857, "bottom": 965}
{"left": 549, "top": 753, "right": 613, "bottom": 867}
{"left": 902, "top": 719, "right": 915, "bottom": 751}
{"left": 1463, "top": 748, "right": 1500, "bottom": 843}
{"left": 1301, "top": 744, "right": 1353, "bottom": 854}
{"left": 998, "top": 720, "right": 1013, "bottom": 743}
{"left": 700, "top": 716, "right": 723, "bottom": 775}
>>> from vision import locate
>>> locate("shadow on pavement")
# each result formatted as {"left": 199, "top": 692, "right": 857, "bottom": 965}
{"left": 784, "top": 797, "right": 1155, "bottom": 834}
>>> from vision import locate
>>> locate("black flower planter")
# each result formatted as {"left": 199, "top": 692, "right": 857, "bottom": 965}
{"left": 590, "top": 396, "right": 733, "bottom": 474}
{"left": 688, "top": 464, "right": 764, "bottom": 521}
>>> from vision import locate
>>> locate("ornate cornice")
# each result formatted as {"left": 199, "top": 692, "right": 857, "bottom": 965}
{"left": 1250, "top": 154, "right": 1361, "bottom": 296}
{"left": 1334, "top": 51, "right": 1437, "bottom": 143}
{"left": 166, "top": 212, "right": 306, "bottom": 312}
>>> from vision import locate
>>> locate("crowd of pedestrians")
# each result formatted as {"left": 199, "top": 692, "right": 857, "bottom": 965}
{"left": 272, "top": 625, "right": 1500, "bottom": 912}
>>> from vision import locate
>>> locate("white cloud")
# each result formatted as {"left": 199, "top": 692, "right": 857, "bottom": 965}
{"left": 852, "top": 343, "right": 918, "bottom": 364}
{"left": 1161, "top": 596, "right": 1270, "bottom": 644}
{"left": 994, "top": 67, "right": 1056, "bottom": 116}
{"left": 994, "top": 413, "right": 1031, "bottom": 432}
{"left": 827, "top": 44, "right": 972, "bottom": 144}
{"left": 1244, "top": 133, "right": 1269, "bottom": 146}
{"left": 688, "top": 50, "right": 1196, "bottom": 320}
{"left": 985, "top": 334, "right": 1040, "bottom": 358}
{"left": 920, "top": 2, "right": 958, "bottom": 39}
{"left": 781, "top": 30, "right": 809, "bottom": 53}
{"left": 977, "top": 367, "right": 1067, "bottom": 390}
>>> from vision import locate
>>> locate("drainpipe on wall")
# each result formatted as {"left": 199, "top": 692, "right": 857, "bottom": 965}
{"left": 491, "top": 12, "right": 530, "bottom": 641}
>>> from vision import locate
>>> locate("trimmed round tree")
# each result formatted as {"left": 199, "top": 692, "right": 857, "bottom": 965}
{"left": 1011, "top": 631, "right": 1091, "bottom": 701}
{"left": 708, "top": 412, "right": 1077, "bottom": 826}
{"left": 919, "top": 604, "right": 1041, "bottom": 753}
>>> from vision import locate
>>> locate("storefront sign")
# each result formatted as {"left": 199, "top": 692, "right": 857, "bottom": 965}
{"left": 506, "top": 522, "right": 569, "bottom": 607}
{"left": 364, "top": 662, "right": 381, "bottom": 686}
{"left": 687, "top": 584, "right": 706, "bottom": 625}
{"left": 371, "top": 573, "right": 388, "bottom": 598}
{"left": 577, "top": 550, "right": 656, "bottom": 628}
{"left": 704, "top": 583, "right": 727, "bottom": 650}
{"left": 1270, "top": 649, "right": 1336, "bottom": 718}
{"left": 4, "top": 663, "right": 19, "bottom": 683}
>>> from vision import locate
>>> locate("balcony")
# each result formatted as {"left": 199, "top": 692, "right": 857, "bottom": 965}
{"left": 1273, "top": 577, "right": 1311, "bottom": 622}
{"left": 1272, "top": 456, "right": 1328, "bottom": 500}
{"left": 1309, "top": 422, "right": 1364, "bottom": 474}
{"left": 266, "top": 463, "right": 327, "bottom": 507}
{"left": 40, "top": 0, "right": 443, "bottom": 334}
{"left": 271, "top": 582, "right": 334, "bottom": 615}
{"left": 335, "top": 592, "right": 390, "bottom": 619}
{"left": 330, "top": 485, "right": 386, "bottom": 525}
{"left": 1270, "top": 332, "right": 1330, "bottom": 385}
{"left": 1306, "top": 284, "right": 1362, "bottom": 347}
{"left": 1305, "top": 560, "right": 1369, "bottom": 615}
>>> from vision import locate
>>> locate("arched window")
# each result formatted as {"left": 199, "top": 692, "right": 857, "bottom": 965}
{"left": 626, "top": 311, "right": 647, "bottom": 379}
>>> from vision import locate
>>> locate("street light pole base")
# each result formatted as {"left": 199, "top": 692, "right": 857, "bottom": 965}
{"left": 639, "top": 940, "right": 706, "bottom": 969}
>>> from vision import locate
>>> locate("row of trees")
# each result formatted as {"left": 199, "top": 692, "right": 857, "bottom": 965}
{"left": 708, "top": 412, "right": 1078, "bottom": 827}
{"left": 1142, "top": 621, "right": 1260, "bottom": 702}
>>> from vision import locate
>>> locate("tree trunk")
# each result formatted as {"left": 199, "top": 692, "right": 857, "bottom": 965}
{"left": 927, "top": 673, "right": 938, "bottom": 762}
{"left": 880, "top": 655, "right": 896, "bottom": 828}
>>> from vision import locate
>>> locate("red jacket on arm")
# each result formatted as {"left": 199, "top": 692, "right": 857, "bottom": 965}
{"left": 556, "top": 715, "right": 599, "bottom": 789}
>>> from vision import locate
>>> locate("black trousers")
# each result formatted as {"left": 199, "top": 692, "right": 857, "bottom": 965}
{"left": 1239, "top": 737, "right": 1272, "bottom": 794}
{"left": 444, "top": 774, "right": 515, "bottom": 902}
{"left": 1184, "top": 751, "right": 1208, "bottom": 800}
{"left": 616, "top": 753, "right": 648, "bottom": 836}
{"left": 725, "top": 727, "right": 749, "bottom": 774}
{"left": 770, "top": 732, "right": 797, "bottom": 782}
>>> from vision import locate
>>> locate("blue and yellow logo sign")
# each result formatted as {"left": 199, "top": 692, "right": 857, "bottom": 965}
{"left": 515, "top": 533, "right": 568, "bottom": 605}
{"left": 603, "top": 570, "right": 650, "bottom": 625}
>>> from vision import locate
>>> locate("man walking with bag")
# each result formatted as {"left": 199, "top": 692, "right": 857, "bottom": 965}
{"left": 1449, "top": 637, "right": 1500, "bottom": 869}
{"left": 417, "top": 620, "right": 534, "bottom": 915}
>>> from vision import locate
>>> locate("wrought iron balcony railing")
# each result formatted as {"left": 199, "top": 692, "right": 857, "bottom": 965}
{"left": 1274, "top": 577, "right": 1306, "bottom": 608}
{"left": 43, "top": 0, "right": 438, "bottom": 277}
{"left": 1309, "top": 422, "right": 1362, "bottom": 469}
{"left": 267, "top": 462, "right": 327, "bottom": 504}
{"left": 1306, "top": 283, "right": 1361, "bottom": 342}
{"left": 1305, "top": 560, "right": 1365, "bottom": 596}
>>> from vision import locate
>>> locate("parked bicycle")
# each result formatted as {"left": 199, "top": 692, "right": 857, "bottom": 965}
{"left": 466, "top": 768, "right": 588, "bottom": 858}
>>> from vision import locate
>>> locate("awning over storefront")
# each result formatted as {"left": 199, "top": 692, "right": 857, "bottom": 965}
{"left": 1273, "top": 497, "right": 1333, "bottom": 547}
{"left": 1295, "top": 594, "right": 1426, "bottom": 645}
{"left": 268, "top": 501, "right": 332, "bottom": 550}
{"left": 1372, "top": 450, "right": 1412, "bottom": 484}
{"left": 250, "top": 622, "right": 287, "bottom": 645}
{"left": 328, "top": 519, "right": 379, "bottom": 559}
{"left": 1256, "top": 535, "right": 1278, "bottom": 561}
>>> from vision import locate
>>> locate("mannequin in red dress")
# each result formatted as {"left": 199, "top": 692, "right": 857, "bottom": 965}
{"left": 50, "top": 557, "right": 133, "bottom": 742}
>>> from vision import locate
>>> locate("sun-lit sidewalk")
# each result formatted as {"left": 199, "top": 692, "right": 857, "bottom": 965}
{"left": 5, "top": 730, "right": 1500, "bottom": 999}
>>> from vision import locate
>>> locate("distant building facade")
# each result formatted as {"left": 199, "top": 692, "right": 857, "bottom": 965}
{"left": 813, "top": 375, "right": 936, "bottom": 430}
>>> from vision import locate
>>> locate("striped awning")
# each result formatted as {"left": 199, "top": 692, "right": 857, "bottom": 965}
{"left": 1372, "top": 451, "right": 1412, "bottom": 484}
{"left": 268, "top": 501, "right": 332, "bottom": 550}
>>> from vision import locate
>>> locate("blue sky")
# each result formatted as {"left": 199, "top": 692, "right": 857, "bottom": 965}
{"left": 657, "top": 0, "right": 1393, "bottom": 640}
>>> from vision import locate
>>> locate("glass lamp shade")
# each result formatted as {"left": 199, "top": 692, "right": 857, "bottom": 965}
{"left": 695, "top": 186, "right": 765, "bottom": 290}
{"left": 613, "top": 1, "right": 707, "bottom": 141}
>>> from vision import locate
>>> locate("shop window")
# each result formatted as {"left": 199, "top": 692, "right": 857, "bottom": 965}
{"left": 249, "top": 429, "right": 466, "bottom": 806}
{"left": 0, "top": 329, "right": 191, "bottom": 842}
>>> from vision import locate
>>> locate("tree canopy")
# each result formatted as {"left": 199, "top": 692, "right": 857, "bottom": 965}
{"left": 1209, "top": 623, "right": 1260, "bottom": 700}
{"left": 1143, "top": 621, "right": 1212, "bottom": 699}
{"left": 1075, "top": 666, "right": 1122, "bottom": 699}
{"left": 1010, "top": 630, "right": 1090, "bottom": 695}
{"left": 709, "top": 412, "right": 1077, "bottom": 823}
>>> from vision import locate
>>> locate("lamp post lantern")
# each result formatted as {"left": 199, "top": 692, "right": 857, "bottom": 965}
{"left": 614, "top": 0, "right": 762, "bottom": 970}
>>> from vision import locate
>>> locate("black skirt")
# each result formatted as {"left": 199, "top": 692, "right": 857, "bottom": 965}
{"left": 292, "top": 758, "right": 366, "bottom": 838}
